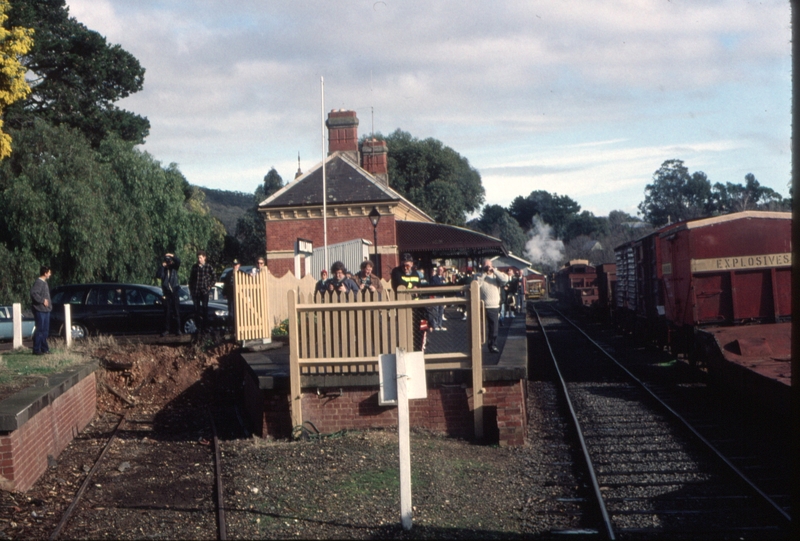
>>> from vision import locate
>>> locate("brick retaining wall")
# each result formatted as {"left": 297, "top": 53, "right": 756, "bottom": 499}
{"left": 0, "top": 364, "right": 97, "bottom": 492}
{"left": 250, "top": 379, "right": 526, "bottom": 447}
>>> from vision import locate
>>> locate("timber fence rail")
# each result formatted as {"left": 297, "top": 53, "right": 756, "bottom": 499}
{"left": 288, "top": 281, "right": 487, "bottom": 438}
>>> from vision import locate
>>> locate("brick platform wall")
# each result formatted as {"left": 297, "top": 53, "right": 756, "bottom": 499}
{"left": 0, "top": 374, "right": 97, "bottom": 492}
{"left": 252, "top": 379, "right": 526, "bottom": 447}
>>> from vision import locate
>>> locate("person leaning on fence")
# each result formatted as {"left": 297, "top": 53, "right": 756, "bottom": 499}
{"left": 473, "top": 258, "right": 509, "bottom": 353}
{"left": 30, "top": 266, "right": 52, "bottom": 355}
{"left": 156, "top": 252, "right": 182, "bottom": 336}
{"left": 325, "top": 261, "right": 359, "bottom": 295}
{"left": 189, "top": 250, "right": 216, "bottom": 334}
{"left": 354, "top": 259, "right": 383, "bottom": 298}
{"left": 391, "top": 253, "right": 426, "bottom": 350}
{"left": 222, "top": 259, "right": 245, "bottom": 333}
{"left": 390, "top": 253, "right": 421, "bottom": 291}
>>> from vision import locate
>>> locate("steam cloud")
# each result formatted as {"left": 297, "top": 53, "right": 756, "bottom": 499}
{"left": 524, "top": 216, "right": 564, "bottom": 271}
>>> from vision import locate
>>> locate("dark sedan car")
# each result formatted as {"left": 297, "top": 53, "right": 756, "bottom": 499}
{"left": 49, "top": 283, "right": 229, "bottom": 339}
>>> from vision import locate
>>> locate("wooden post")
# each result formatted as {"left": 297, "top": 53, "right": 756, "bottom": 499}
{"left": 12, "top": 303, "right": 22, "bottom": 349}
{"left": 396, "top": 348, "right": 413, "bottom": 530}
{"left": 469, "top": 280, "right": 484, "bottom": 439}
{"left": 64, "top": 304, "right": 72, "bottom": 348}
{"left": 288, "top": 290, "right": 302, "bottom": 430}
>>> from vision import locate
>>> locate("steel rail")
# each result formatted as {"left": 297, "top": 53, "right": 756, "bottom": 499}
{"left": 550, "top": 305, "right": 791, "bottom": 524}
{"left": 49, "top": 413, "right": 127, "bottom": 540}
{"left": 532, "top": 303, "right": 616, "bottom": 540}
{"left": 208, "top": 409, "right": 227, "bottom": 541}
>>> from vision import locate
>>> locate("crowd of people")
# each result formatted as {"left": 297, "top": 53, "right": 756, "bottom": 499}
{"left": 28, "top": 249, "right": 525, "bottom": 356}
{"left": 312, "top": 253, "right": 526, "bottom": 355}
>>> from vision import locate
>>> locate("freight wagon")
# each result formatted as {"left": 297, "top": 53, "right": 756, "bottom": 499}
{"left": 594, "top": 263, "right": 617, "bottom": 319}
{"left": 615, "top": 211, "right": 791, "bottom": 412}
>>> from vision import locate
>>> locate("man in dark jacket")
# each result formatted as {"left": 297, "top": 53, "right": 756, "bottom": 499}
{"left": 189, "top": 250, "right": 216, "bottom": 334}
{"left": 222, "top": 259, "right": 245, "bottom": 333}
{"left": 325, "top": 261, "right": 359, "bottom": 294}
{"left": 156, "top": 252, "right": 182, "bottom": 335}
{"left": 30, "top": 266, "right": 52, "bottom": 354}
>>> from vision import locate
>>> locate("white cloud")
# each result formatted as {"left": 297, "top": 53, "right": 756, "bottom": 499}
{"left": 64, "top": 0, "right": 791, "bottom": 214}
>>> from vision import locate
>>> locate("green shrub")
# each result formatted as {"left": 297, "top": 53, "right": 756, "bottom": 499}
{"left": 272, "top": 319, "right": 289, "bottom": 338}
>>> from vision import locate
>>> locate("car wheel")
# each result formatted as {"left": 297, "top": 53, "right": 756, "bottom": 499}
{"left": 63, "top": 323, "right": 88, "bottom": 340}
{"left": 183, "top": 317, "right": 197, "bottom": 335}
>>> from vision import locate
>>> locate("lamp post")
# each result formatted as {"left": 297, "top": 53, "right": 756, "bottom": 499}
{"left": 368, "top": 206, "right": 381, "bottom": 278}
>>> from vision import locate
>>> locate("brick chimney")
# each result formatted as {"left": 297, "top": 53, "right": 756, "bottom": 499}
{"left": 361, "top": 138, "right": 389, "bottom": 187}
{"left": 326, "top": 110, "right": 359, "bottom": 163}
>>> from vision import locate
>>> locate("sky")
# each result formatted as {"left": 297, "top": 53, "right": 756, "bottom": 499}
{"left": 66, "top": 0, "right": 791, "bottom": 219}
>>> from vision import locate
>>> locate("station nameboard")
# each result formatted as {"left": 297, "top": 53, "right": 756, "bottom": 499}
{"left": 690, "top": 252, "right": 791, "bottom": 274}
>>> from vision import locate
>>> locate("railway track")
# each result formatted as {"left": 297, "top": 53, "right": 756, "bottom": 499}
{"left": 531, "top": 301, "right": 791, "bottom": 540}
{"left": 47, "top": 407, "right": 231, "bottom": 540}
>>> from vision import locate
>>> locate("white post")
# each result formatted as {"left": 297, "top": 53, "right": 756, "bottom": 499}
{"left": 12, "top": 303, "right": 22, "bottom": 349}
{"left": 321, "top": 76, "right": 329, "bottom": 273}
{"left": 64, "top": 304, "right": 72, "bottom": 348}
{"left": 396, "top": 348, "right": 413, "bottom": 530}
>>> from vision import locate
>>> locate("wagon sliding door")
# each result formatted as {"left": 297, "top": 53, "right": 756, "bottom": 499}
{"left": 693, "top": 273, "right": 733, "bottom": 325}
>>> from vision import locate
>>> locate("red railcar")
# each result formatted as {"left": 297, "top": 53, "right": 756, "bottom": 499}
{"left": 594, "top": 263, "right": 617, "bottom": 319}
{"left": 660, "top": 212, "right": 790, "bottom": 328}
{"left": 615, "top": 211, "right": 791, "bottom": 412}
{"left": 555, "top": 260, "right": 598, "bottom": 306}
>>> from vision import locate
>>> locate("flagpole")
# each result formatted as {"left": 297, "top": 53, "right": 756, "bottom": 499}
{"left": 321, "top": 76, "right": 328, "bottom": 272}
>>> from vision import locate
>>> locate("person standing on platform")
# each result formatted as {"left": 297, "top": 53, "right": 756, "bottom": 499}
{"left": 157, "top": 253, "right": 182, "bottom": 336}
{"left": 222, "top": 259, "right": 244, "bottom": 334}
{"left": 354, "top": 260, "right": 383, "bottom": 298}
{"left": 315, "top": 269, "right": 329, "bottom": 296}
{"left": 30, "top": 266, "right": 52, "bottom": 355}
{"left": 391, "top": 253, "right": 426, "bottom": 350}
{"left": 473, "top": 258, "right": 508, "bottom": 353}
{"left": 428, "top": 264, "right": 447, "bottom": 331}
{"left": 189, "top": 250, "right": 216, "bottom": 334}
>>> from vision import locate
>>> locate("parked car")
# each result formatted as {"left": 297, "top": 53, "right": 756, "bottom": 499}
{"left": 48, "top": 283, "right": 229, "bottom": 339}
{"left": 0, "top": 305, "right": 35, "bottom": 341}
{"left": 178, "top": 285, "right": 224, "bottom": 303}
{"left": 216, "top": 266, "right": 256, "bottom": 298}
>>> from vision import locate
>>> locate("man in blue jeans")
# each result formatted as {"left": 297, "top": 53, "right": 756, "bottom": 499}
{"left": 30, "top": 266, "right": 52, "bottom": 355}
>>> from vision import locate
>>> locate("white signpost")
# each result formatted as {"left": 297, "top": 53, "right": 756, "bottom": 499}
{"left": 378, "top": 348, "right": 427, "bottom": 531}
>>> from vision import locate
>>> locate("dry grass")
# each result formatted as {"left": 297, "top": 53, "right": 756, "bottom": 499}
{"left": 0, "top": 336, "right": 104, "bottom": 387}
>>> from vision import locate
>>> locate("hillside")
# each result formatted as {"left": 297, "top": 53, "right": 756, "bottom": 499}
{"left": 199, "top": 187, "right": 254, "bottom": 234}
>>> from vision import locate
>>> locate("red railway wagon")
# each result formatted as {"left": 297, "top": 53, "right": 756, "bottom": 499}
{"left": 555, "top": 260, "right": 598, "bottom": 306}
{"left": 614, "top": 211, "right": 791, "bottom": 413}
{"left": 659, "top": 211, "right": 791, "bottom": 356}
{"left": 614, "top": 230, "right": 671, "bottom": 343}
{"left": 594, "top": 263, "right": 617, "bottom": 318}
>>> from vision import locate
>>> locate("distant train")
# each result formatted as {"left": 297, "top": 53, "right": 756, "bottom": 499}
{"left": 553, "top": 211, "right": 791, "bottom": 413}
{"left": 552, "top": 260, "right": 599, "bottom": 306}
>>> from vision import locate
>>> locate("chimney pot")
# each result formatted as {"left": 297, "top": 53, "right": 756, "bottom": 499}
{"left": 326, "top": 110, "right": 359, "bottom": 162}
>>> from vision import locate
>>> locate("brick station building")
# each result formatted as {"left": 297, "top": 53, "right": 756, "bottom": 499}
{"left": 259, "top": 109, "right": 505, "bottom": 278}
{"left": 245, "top": 109, "right": 527, "bottom": 447}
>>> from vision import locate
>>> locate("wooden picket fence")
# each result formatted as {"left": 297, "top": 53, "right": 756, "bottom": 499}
{"left": 287, "top": 281, "right": 486, "bottom": 437}
{"left": 233, "top": 269, "right": 392, "bottom": 341}
{"left": 232, "top": 270, "right": 271, "bottom": 341}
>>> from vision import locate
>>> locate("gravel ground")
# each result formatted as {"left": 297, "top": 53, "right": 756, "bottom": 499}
{"left": 0, "top": 331, "right": 593, "bottom": 539}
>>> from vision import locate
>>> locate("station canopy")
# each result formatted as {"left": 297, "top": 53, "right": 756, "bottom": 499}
{"left": 396, "top": 221, "right": 507, "bottom": 259}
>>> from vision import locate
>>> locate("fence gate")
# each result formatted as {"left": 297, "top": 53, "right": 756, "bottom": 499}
{"left": 234, "top": 270, "right": 271, "bottom": 341}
